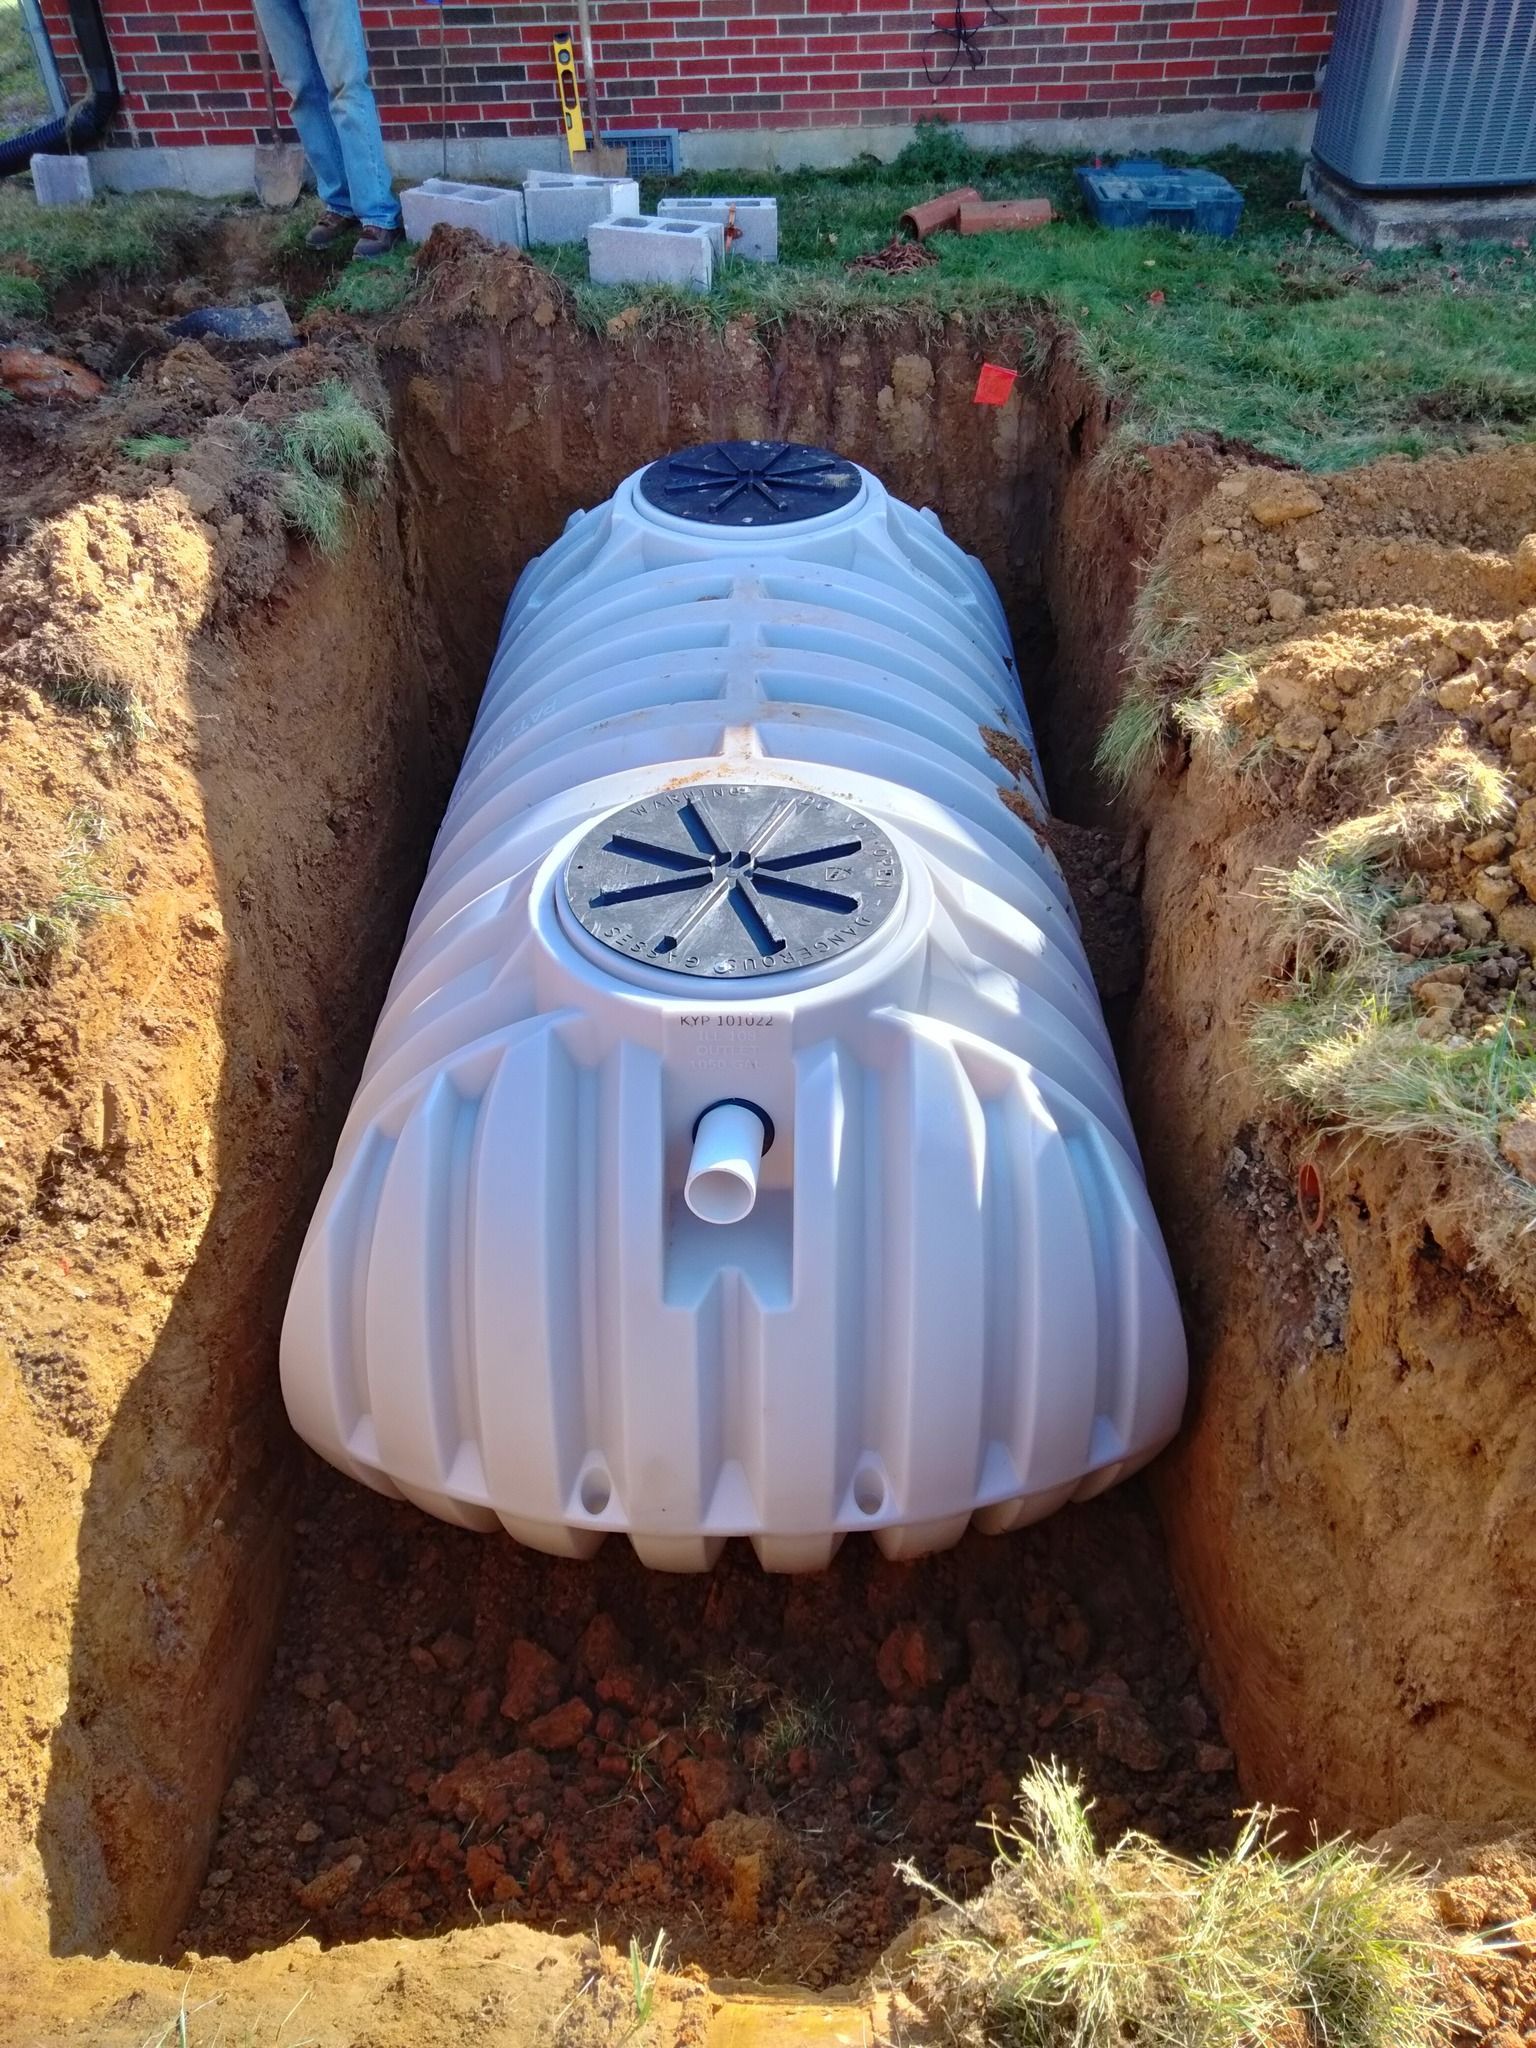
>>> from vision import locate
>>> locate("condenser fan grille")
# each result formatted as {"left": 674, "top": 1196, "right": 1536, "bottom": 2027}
{"left": 1315, "top": 0, "right": 1536, "bottom": 188}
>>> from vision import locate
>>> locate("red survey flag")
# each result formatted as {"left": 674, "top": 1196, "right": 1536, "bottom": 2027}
{"left": 973, "top": 362, "right": 1017, "bottom": 405}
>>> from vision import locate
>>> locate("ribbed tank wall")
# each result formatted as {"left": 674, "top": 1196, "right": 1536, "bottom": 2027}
{"left": 282, "top": 442, "right": 1187, "bottom": 1572}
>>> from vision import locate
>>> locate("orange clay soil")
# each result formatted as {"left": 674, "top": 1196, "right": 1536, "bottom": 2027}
{"left": 1098, "top": 446, "right": 1536, "bottom": 1843}
{"left": 3, "top": 226, "right": 1536, "bottom": 2043}
{"left": 178, "top": 1471, "right": 1235, "bottom": 1986}
{"left": 0, "top": 343, "right": 452, "bottom": 1962}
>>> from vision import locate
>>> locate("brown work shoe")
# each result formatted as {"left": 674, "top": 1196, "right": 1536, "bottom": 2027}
{"left": 352, "top": 224, "right": 404, "bottom": 261}
{"left": 305, "top": 209, "right": 357, "bottom": 251}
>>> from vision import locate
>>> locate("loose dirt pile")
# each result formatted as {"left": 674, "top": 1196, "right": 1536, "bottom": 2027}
{"left": 1427, "top": 1834, "right": 1536, "bottom": 2043}
{"left": 1161, "top": 454, "right": 1536, "bottom": 1059}
{"left": 183, "top": 1469, "right": 1235, "bottom": 1986}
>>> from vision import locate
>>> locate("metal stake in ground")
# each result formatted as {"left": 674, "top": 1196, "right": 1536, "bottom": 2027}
{"left": 439, "top": 0, "right": 448, "bottom": 178}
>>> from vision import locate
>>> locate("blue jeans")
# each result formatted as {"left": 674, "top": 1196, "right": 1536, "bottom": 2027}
{"left": 254, "top": 0, "right": 401, "bottom": 230}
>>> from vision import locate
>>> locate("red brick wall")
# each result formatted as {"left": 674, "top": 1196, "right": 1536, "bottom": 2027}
{"left": 37, "top": 0, "right": 1332, "bottom": 151}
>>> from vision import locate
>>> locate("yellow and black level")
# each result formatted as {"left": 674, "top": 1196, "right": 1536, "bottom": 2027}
{"left": 552, "top": 34, "right": 587, "bottom": 155}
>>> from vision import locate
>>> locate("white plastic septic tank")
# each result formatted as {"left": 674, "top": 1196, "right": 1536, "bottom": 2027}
{"left": 281, "top": 440, "right": 1187, "bottom": 1573}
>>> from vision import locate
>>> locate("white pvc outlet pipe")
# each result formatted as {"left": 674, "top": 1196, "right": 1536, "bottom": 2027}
{"left": 685, "top": 1102, "right": 767, "bottom": 1226}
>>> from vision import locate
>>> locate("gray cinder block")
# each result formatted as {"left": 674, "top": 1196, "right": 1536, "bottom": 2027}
{"left": 401, "top": 178, "right": 527, "bottom": 248}
{"left": 587, "top": 216, "right": 714, "bottom": 293}
{"left": 31, "top": 153, "right": 94, "bottom": 208}
{"left": 657, "top": 195, "right": 778, "bottom": 263}
{"left": 522, "top": 171, "right": 640, "bottom": 245}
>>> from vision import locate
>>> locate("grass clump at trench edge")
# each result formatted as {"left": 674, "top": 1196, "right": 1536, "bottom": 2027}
{"left": 902, "top": 1760, "right": 1460, "bottom": 2048}
{"left": 0, "top": 809, "right": 124, "bottom": 991}
{"left": 1093, "top": 565, "right": 1203, "bottom": 792}
{"left": 1251, "top": 738, "right": 1536, "bottom": 1230}
{"left": 542, "top": 122, "right": 1536, "bottom": 470}
{"left": 308, "top": 242, "right": 416, "bottom": 319}
{"left": 273, "top": 380, "right": 392, "bottom": 554}
{"left": 39, "top": 665, "right": 155, "bottom": 741}
{"left": 1094, "top": 682, "right": 1164, "bottom": 795}
{"left": 0, "top": 183, "right": 201, "bottom": 305}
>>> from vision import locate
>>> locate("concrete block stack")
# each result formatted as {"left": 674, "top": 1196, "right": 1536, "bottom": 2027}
{"left": 588, "top": 216, "right": 717, "bottom": 293}
{"left": 657, "top": 196, "right": 779, "bottom": 263}
{"left": 523, "top": 170, "right": 641, "bottom": 245}
{"left": 397, "top": 165, "right": 782, "bottom": 293}
{"left": 401, "top": 179, "right": 527, "bottom": 248}
{"left": 589, "top": 193, "right": 779, "bottom": 290}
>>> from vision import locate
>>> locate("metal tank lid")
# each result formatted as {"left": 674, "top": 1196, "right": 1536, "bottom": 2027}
{"left": 563, "top": 783, "right": 902, "bottom": 979}
{"left": 638, "top": 440, "right": 862, "bottom": 527}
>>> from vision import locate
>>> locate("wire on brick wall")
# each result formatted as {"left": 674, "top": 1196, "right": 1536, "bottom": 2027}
{"left": 921, "top": 0, "right": 1005, "bottom": 89}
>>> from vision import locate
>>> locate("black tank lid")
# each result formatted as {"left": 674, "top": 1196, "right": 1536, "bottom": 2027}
{"left": 638, "top": 440, "right": 861, "bottom": 526}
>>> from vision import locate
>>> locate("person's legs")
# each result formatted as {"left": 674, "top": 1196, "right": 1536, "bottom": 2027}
{"left": 298, "top": 0, "right": 402, "bottom": 231}
{"left": 253, "top": 0, "right": 353, "bottom": 217}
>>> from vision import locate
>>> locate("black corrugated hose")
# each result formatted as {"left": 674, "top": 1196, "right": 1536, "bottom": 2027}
{"left": 0, "top": 0, "right": 121, "bottom": 178}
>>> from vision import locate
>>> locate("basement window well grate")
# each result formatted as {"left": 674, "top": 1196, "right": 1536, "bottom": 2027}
{"left": 604, "top": 128, "right": 681, "bottom": 175}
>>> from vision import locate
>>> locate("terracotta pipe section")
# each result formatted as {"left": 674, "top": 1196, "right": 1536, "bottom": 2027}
{"left": 898, "top": 185, "right": 980, "bottom": 239}
{"left": 958, "top": 198, "right": 1054, "bottom": 234}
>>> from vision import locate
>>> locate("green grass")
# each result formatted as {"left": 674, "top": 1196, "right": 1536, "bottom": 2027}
{"left": 0, "top": 810, "right": 124, "bottom": 990}
{"left": 0, "top": 183, "right": 202, "bottom": 308}
{"left": 307, "top": 244, "right": 415, "bottom": 318}
{"left": 276, "top": 464, "right": 348, "bottom": 553}
{"left": 757, "top": 1686, "right": 850, "bottom": 1767}
{"left": 120, "top": 432, "right": 191, "bottom": 463}
{"left": 39, "top": 666, "right": 155, "bottom": 741}
{"left": 1169, "top": 654, "right": 1260, "bottom": 751}
{"left": 273, "top": 380, "right": 391, "bottom": 553}
{"left": 1093, "top": 683, "right": 1164, "bottom": 793}
{"left": 0, "top": 268, "right": 45, "bottom": 321}
{"left": 1250, "top": 742, "right": 1536, "bottom": 1241}
{"left": 627, "top": 1929, "right": 666, "bottom": 2036}
{"left": 1093, "top": 564, "right": 1206, "bottom": 789}
{"left": 0, "top": 0, "right": 49, "bottom": 141}
{"left": 1254, "top": 993, "right": 1536, "bottom": 1156}
{"left": 532, "top": 126, "right": 1536, "bottom": 470}
{"left": 902, "top": 1760, "right": 1461, "bottom": 2048}
{"left": 279, "top": 379, "right": 391, "bottom": 488}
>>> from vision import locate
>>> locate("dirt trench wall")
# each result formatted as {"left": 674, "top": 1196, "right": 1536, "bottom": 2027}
{"left": 0, "top": 489, "right": 447, "bottom": 1958}
{"left": 385, "top": 237, "right": 1071, "bottom": 736}
{"left": 1131, "top": 758, "right": 1536, "bottom": 1834}
{"left": 1047, "top": 450, "right": 1536, "bottom": 1839}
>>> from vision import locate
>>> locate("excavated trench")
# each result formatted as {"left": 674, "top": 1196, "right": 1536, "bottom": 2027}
{"left": 165, "top": 279, "right": 1233, "bottom": 1988}
{"left": 5, "top": 233, "right": 1536, "bottom": 2030}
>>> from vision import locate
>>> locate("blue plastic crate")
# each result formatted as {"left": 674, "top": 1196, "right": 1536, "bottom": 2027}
{"left": 1075, "top": 158, "right": 1244, "bottom": 237}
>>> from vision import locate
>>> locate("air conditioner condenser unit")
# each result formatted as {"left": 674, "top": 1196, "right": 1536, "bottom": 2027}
{"left": 1313, "top": 0, "right": 1536, "bottom": 190}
